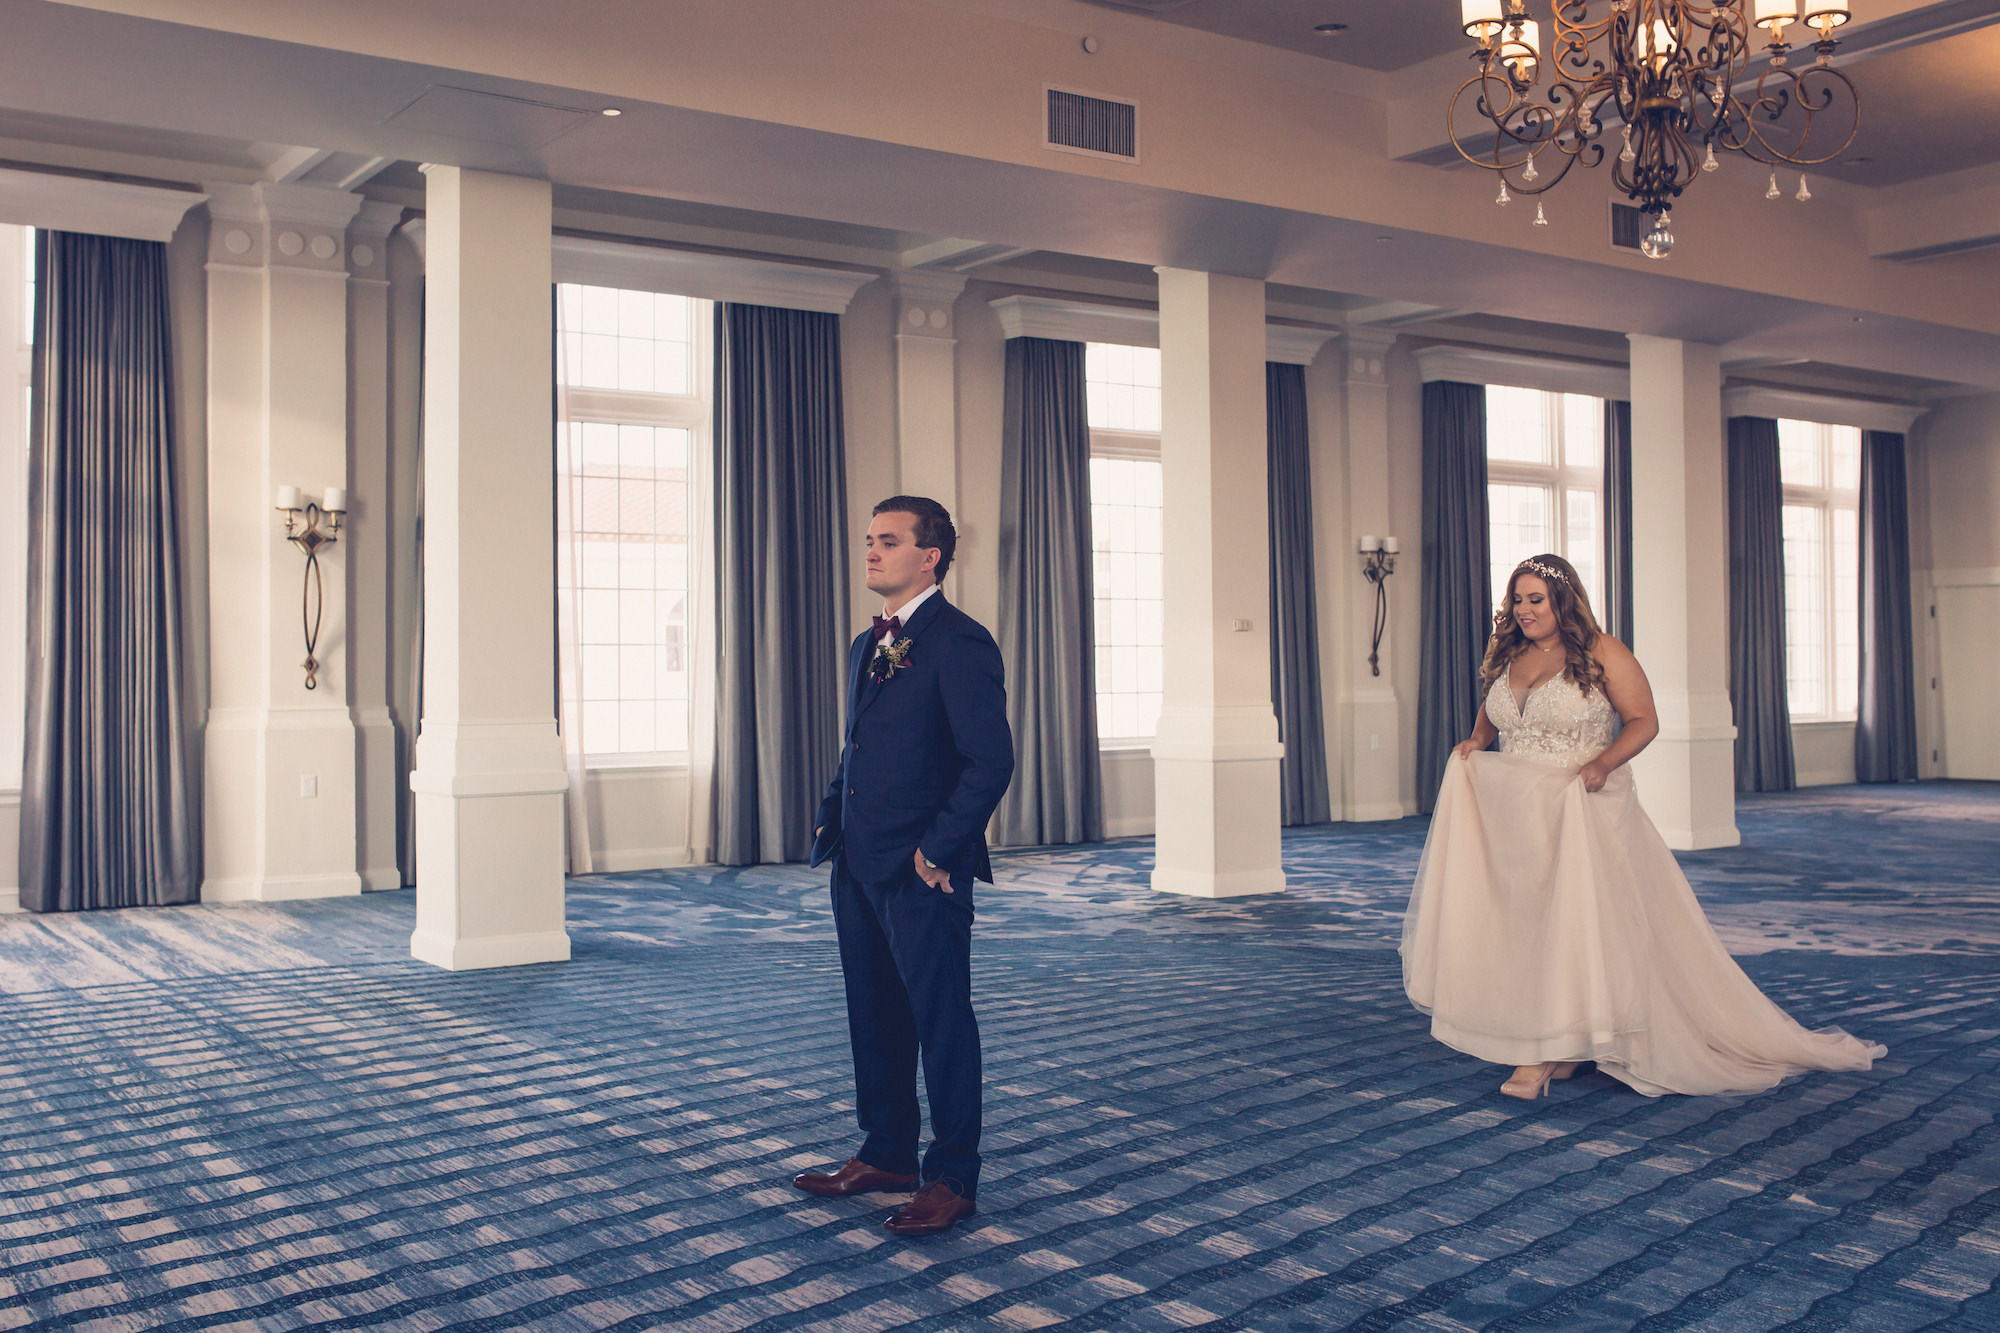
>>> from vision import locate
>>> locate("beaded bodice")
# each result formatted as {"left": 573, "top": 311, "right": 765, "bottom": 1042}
{"left": 1486, "top": 672, "right": 1618, "bottom": 767}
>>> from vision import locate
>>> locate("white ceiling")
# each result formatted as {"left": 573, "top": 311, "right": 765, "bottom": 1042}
{"left": 5, "top": 0, "right": 1999, "bottom": 394}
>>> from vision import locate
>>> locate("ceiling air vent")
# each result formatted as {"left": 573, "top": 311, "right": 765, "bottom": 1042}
{"left": 1046, "top": 86, "right": 1139, "bottom": 163}
{"left": 1610, "top": 201, "right": 1647, "bottom": 253}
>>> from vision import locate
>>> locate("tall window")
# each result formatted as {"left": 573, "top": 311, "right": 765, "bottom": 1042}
{"left": 1086, "top": 342, "right": 1163, "bottom": 741}
{"left": 0, "top": 226, "right": 30, "bottom": 790}
{"left": 1779, "top": 419, "right": 1860, "bottom": 721}
{"left": 1485, "top": 386, "right": 1605, "bottom": 615}
{"left": 555, "top": 283, "right": 710, "bottom": 759}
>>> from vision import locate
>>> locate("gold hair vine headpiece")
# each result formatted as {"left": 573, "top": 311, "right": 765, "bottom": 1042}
{"left": 1519, "top": 558, "right": 1568, "bottom": 585}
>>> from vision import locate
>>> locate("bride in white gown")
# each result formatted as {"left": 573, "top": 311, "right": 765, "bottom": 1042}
{"left": 1403, "top": 553, "right": 1884, "bottom": 1100}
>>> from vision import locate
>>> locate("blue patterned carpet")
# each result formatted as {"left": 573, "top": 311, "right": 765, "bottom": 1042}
{"left": 0, "top": 782, "right": 1995, "bottom": 1330}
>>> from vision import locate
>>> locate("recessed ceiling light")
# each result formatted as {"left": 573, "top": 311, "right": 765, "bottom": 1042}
{"left": 1846, "top": 155, "right": 1872, "bottom": 164}
{"left": 1315, "top": 22, "right": 1348, "bottom": 35}
{"left": 1375, "top": 235, "right": 1393, "bottom": 243}
{"left": 601, "top": 107, "right": 623, "bottom": 117}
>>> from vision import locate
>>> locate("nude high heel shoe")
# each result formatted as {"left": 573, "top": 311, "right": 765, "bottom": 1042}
{"left": 1501, "top": 1061, "right": 1581, "bottom": 1100}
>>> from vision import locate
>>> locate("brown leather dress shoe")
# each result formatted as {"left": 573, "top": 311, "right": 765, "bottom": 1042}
{"left": 883, "top": 1179, "right": 977, "bottom": 1236}
{"left": 791, "top": 1158, "right": 920, "bottom": 1197}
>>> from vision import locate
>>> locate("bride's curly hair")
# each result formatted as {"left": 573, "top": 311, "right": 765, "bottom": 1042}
{"left": 1478, "top": 553, "right": 1608, "bottom": 697}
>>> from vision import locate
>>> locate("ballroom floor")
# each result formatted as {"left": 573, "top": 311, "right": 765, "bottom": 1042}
{"left": 0, "top": 782, "right": 1995, "bottom": 1330}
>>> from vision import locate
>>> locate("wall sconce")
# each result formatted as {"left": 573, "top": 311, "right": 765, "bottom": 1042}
{"left": 275, "top": 484, "right": 346, "bottom": 690}
{"left": 1358, "top": 533, "right": 1399, "bottom": 677}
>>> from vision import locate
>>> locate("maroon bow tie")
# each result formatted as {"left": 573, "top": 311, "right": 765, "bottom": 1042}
{"left": 872, "top": 615, "right": 903, "bottom": 638}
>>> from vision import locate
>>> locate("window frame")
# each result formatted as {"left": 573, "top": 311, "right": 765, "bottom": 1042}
{"left": 1483, "top": 387, "right": 1606, "bottom": 616}
{"left": 1085, "top": 341, "right": 1165, "bottom": 749}
{"left": 1777, "top": 418, "right": 1861, "bottom": 725}
{"left": 555, "top": 286, "right": 714, "bottom": 769}
{"left": 0, "top": 225, "right": 30, "bottom": 794}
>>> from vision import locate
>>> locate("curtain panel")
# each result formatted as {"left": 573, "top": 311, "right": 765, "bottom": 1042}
{"left": 1416, "top": 380, "right": 1491, "bottom": 814}
{"left": 20, "top": 231, "right": 199, "bottom": 912}
{"left": 1602, "top": 399, "right": 1635, "bottom": 644}
{"left": 712, "top": 303, "right": 851, "bottom": 864}
{"left": 1727, "top": 416, "right": 1796, "bottom": 792}
{"left": 992, "top": 336, "right": 1102, "bottom": 847}
{"left": 1266, "top": 362, "right": 1331, "bottom": 826}
{"left": 1856, "top": 430, "right": 1919, "bottom": 782}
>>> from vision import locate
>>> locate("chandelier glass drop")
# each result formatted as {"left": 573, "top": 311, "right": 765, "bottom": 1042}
{"left": 1452, "top": 0, "right": 1859, "bottom": 258}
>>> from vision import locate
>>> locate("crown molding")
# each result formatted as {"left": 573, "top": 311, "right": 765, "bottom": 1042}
{"left": 0, "top": 167, "right": 205, "bottom": 243}
{"left": 988, "top": 294, "right": 1337, "bottom": 363}
{"left": 552, "top": 234, "right": 875, "bottom": 313}
{"left": 1413, "top": 343, "right": 1631, "bottom": 401}
{"left": 1722, "top": 384, "right": 1926, "bottom": 434}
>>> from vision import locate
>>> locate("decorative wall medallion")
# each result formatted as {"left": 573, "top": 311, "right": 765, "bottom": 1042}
{"left": 351, "top": 244, "right": 376, "bottom": 269}
{"left": 309, "top": 235, "right": 338, "bottom": 260}
{"left": 223, "top": 229, "right": 252, "bottom": 255}
{"left": 908, "top": 307, "right": 926, "bottom": 327}
{"left": 277, "top": 231, "right": 305, "bottom": 257}
{"left": 929, "top": 309, "right": 948, "bottom": 329}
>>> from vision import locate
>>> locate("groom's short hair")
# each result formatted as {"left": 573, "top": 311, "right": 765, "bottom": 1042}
{"left": 873, "top": 495, "right": 956, "bottom": 584}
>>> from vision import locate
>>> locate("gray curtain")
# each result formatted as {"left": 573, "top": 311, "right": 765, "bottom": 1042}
{"left": 1417, "top": 381, "right": 1490, "bottom": 814}
{"left": 712, "top": 303, "right": 850, "bottom": 864}
{"left": 1727, "top": 416, "right": 1796, "bottom": 792}
{"left": 1266, "top": 362, "right": 1330, "bottom": 826}
{"left": 1856, "top": 430, "right": 1918, "bottom": 782}
{"left": 1602, "top": 399, "right": 1635, "bottom": 644}
{"left": 20, "top": 231, "right": 199, "bottom": 912}
{"left": 993, "top": 337, "right": 1102, "bottom": 846}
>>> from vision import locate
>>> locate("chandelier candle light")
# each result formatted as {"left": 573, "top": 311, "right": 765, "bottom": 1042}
{"left": 1453, "top": 0, "right": 1857, "bottom": 257}
{"left": 275, "top": 484, "right": 346, "bottom": 690}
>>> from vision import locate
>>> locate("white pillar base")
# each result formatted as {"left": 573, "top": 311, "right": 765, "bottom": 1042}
{"left": 1629, "top": 689, "right": 1740, "bottom": 850}
{"left": 1150, "top": 705, "right": 1287, "bottom": 898}
{"left": 201, "top": 706, "right": 363, "bottom": 903}
{"left": 409, "top": 721, "right": 570, "bottom": 970}
{"left": 1339, "top": 688, "right": 1408, "bottom": 821}
{"left": 355, "top": 705, "right": 402, "bottom": 891}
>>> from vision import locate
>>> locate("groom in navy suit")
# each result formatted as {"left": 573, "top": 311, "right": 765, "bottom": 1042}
{"left": 793, "top": 496, "right": 1013, "bottom": 1236}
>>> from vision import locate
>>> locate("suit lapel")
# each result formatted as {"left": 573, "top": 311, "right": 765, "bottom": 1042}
{"left": 850, "top": 591, "right": 947, "bottom": 728}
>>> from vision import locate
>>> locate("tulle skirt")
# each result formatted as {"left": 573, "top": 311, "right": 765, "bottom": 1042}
{"left": 1402, "top": 751, "right": 1884, "bottom": 1097}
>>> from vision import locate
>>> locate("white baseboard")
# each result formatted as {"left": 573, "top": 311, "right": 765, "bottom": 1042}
{"left": 360, "top": 867, "right": 405, "bottom": 892}
{"left": 0, "top": 890, "right": 18, "bottom": 915}
{"left": 1150, "top": 866, "right": 1287, "bottom": 898}
{"left": 409, "top": 929, "right": 572, "bottom": 971}
{"left": 586, "top": 846, "right": 697, "bottom": 873}
{"left": 203, "top": 872, "right": 365, "bottom": 903}
{"left": 1102, "top": 816, "right": 1155, "bottom": 839}
{"left": 1342, "top": 802, "right": 1410, "bottom": 822}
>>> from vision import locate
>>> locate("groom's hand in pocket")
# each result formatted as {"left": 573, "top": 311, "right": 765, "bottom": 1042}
{"left": 913, "top": 849, "right": 953, "bottom": 893}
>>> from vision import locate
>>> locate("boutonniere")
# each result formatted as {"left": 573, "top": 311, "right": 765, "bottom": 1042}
{"left": 871, "top": 636, "right": 915, "bottom": 684}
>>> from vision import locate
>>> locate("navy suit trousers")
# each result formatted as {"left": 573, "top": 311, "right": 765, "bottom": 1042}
{"left": 830, "top": 852, "right": 981, "bottom": 1198}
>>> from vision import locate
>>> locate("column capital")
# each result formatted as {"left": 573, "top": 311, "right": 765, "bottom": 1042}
{"left": 891, "top": 269, "right": 968, "bottom": 339}
{"left": 204, "top": 181, "right": 365, "bottom": 274}
{"left": 347, "top": 200, "right": 403, "bottom": 282}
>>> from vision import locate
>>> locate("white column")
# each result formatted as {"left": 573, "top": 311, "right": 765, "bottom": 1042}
{"left": 891, "top": 269, "right": 965, "bottom": 510}
{"left": 409, "top": 166, "right": 569, "bottom": 970}
{"left": 1334, "top": 331, "right": 1407, "bottom": 820}
{"left": 1150, "top": 269, "right": 1284, "bottom": 898}
{"left": 1627, "top": 335, "right": 1740, "bottom": 849}
{"left": 348, "top": 200, "right": 403, "bottom": 893}
{"left": 202, "top": 183, "right": 366, "bottom": 902}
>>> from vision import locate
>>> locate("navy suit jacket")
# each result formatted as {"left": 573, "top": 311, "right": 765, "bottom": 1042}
{"left": 810, "top": 591, "right": 1014, "bottom": 888}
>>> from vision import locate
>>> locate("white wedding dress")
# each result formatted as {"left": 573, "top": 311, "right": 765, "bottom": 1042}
{"left": 1402, "top": 673, "right": 1884, "bottom": 1097}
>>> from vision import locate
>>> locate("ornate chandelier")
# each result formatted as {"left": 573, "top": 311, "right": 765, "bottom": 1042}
{"left": 1451, "top": 0, "right": 1859, "bottom": 257}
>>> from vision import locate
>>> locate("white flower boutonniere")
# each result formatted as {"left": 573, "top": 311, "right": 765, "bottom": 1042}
{"left": 871, "top": 636, "right": 915, "bottom": 684}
